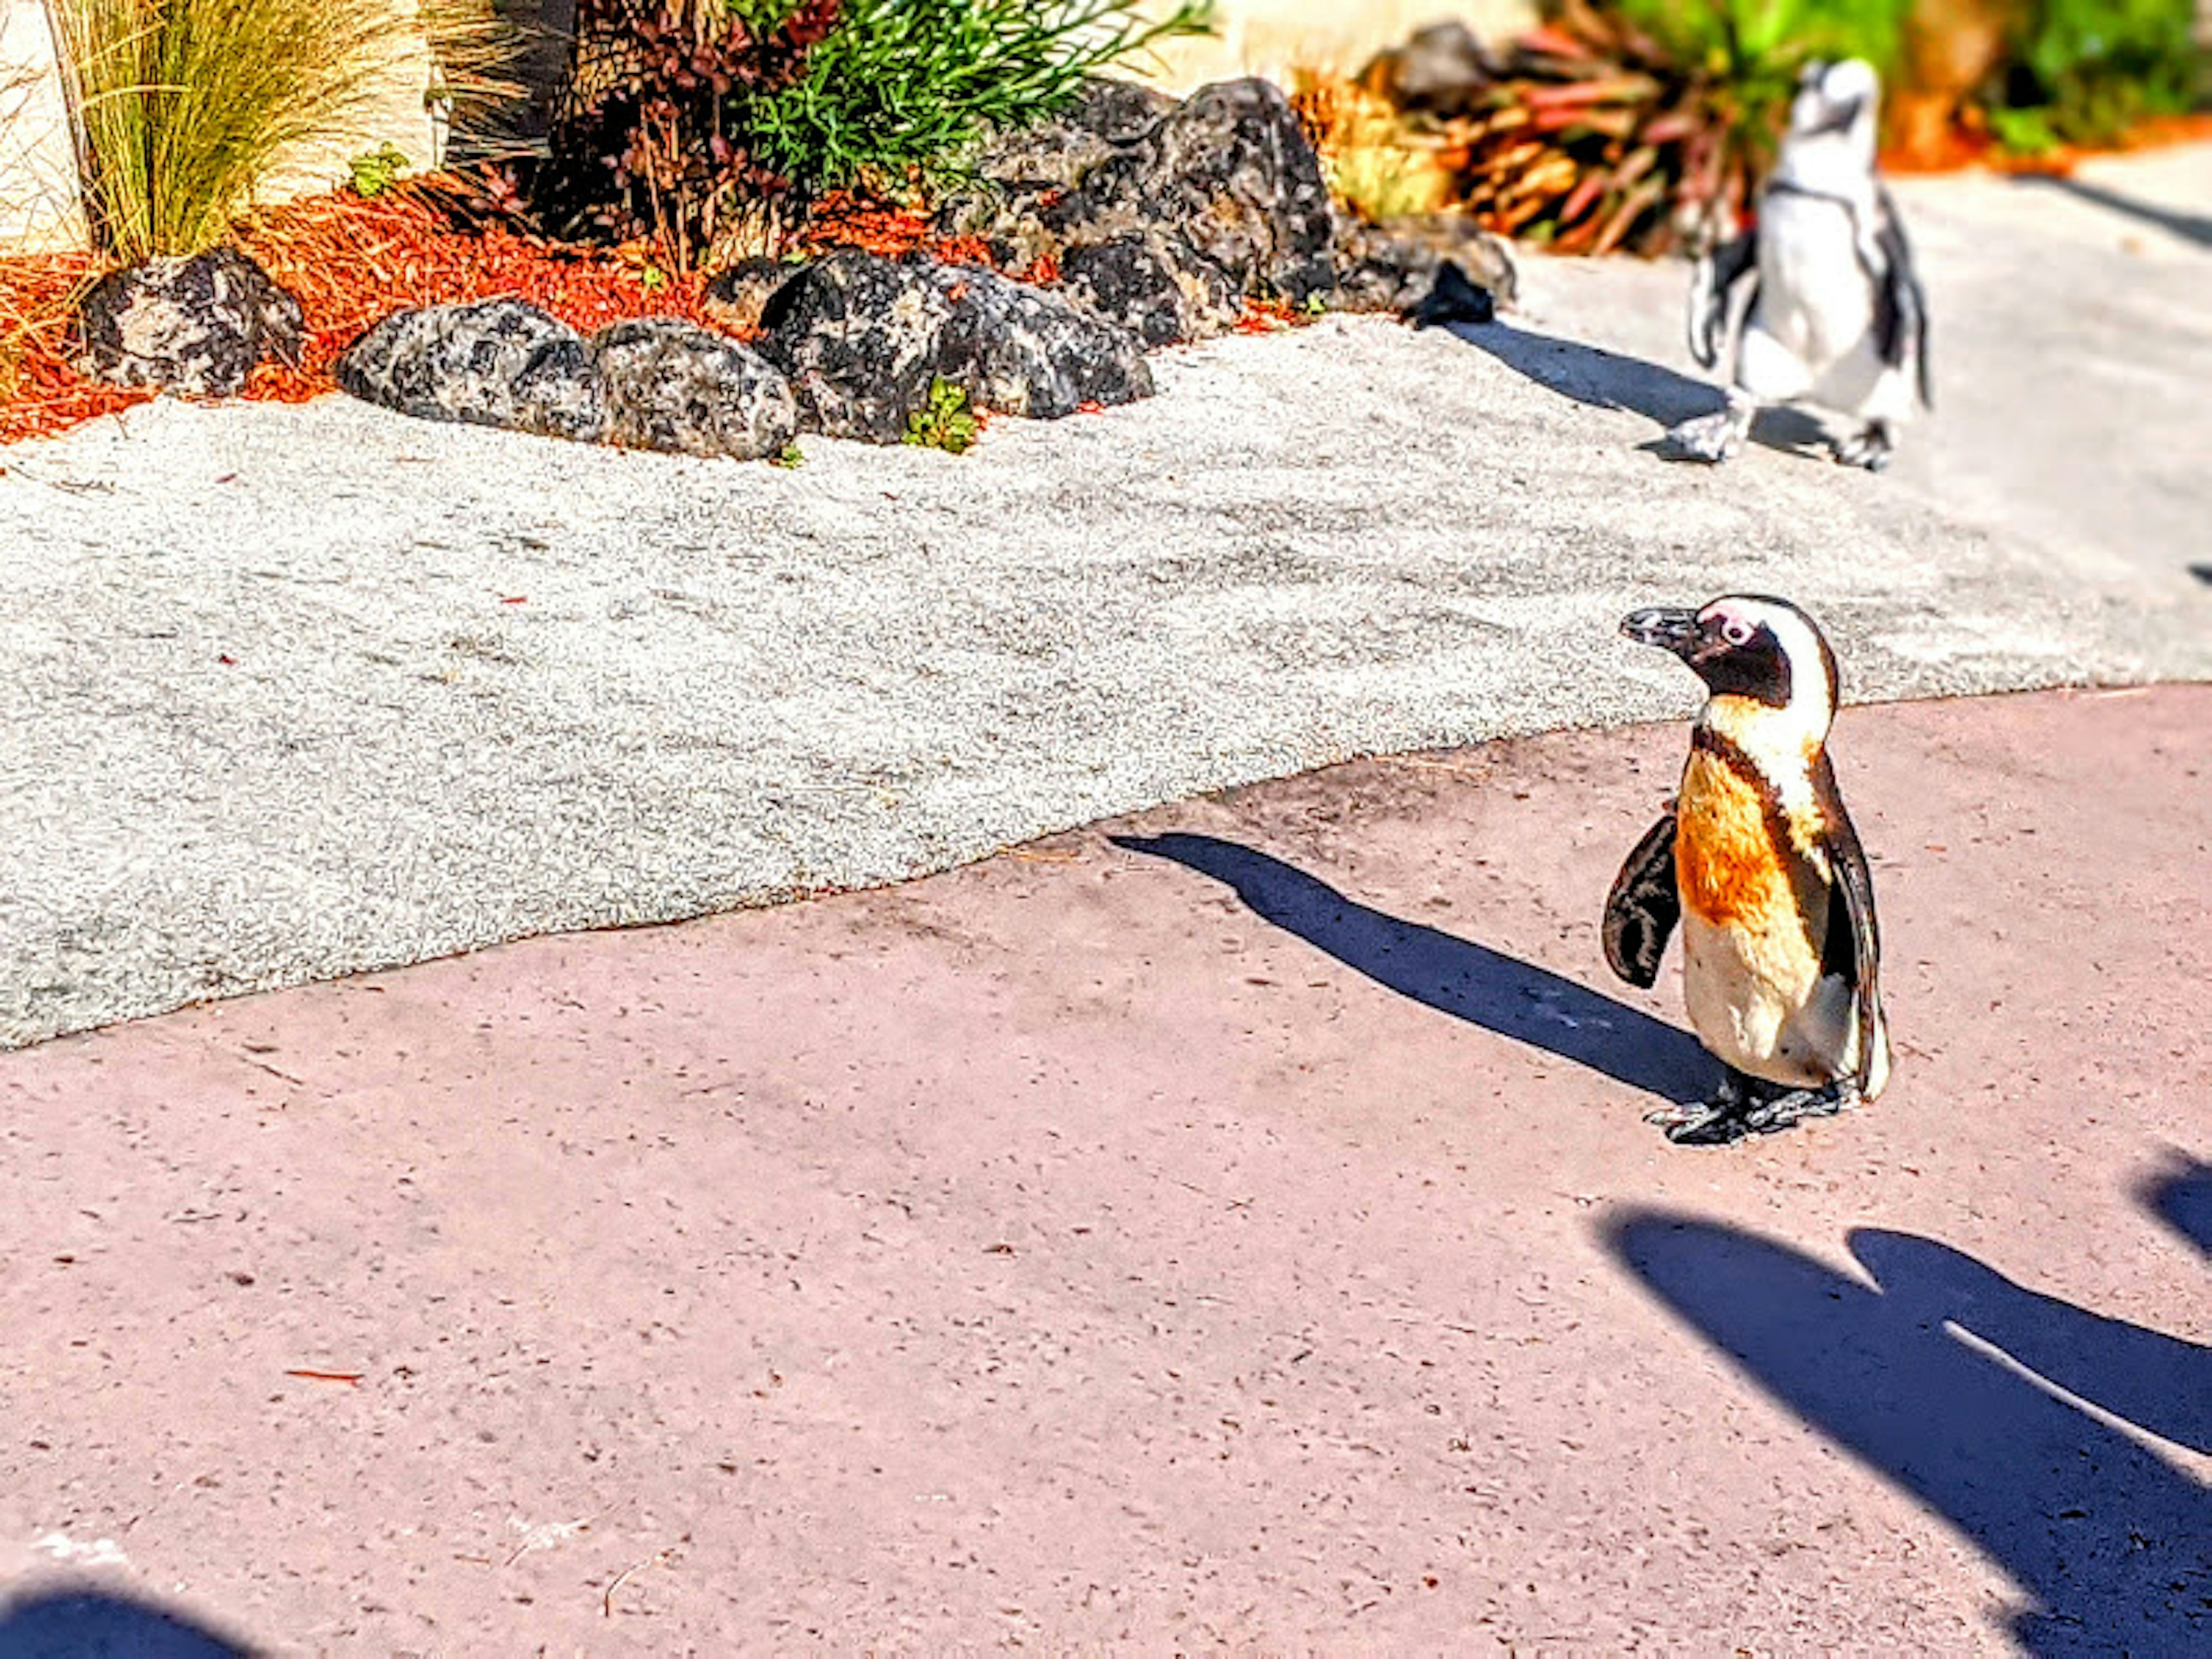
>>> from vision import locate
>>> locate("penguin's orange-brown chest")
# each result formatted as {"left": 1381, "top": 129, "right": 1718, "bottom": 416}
{"left": 1675, "top": 747, "right": 1823, "bottom": 941}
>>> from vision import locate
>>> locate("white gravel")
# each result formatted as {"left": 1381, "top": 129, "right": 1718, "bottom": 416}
{"left": 5, "top": 144, "right": 2208, "bottom": 1047}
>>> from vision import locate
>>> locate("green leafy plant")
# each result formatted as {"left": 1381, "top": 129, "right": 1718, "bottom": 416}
{"left": 903, "top": 376, "right": 980, "bottom": 454}
{"left": 48, "top": 0, "right": 522, "bottom": 264}
{"left": 527, "top": 0, "right": 1212, "bottom": 268}
{"left": 744, "top": 0, "right": 1214, "bottom": 195}
{"left": 347, "top": 141, "right": 411, "bottom": 199}
{"left": 770, "top": 438, "right": 806, "bottom": 467}
{"left": 1992, "top": 0, "right": 2199, "bottom": 147}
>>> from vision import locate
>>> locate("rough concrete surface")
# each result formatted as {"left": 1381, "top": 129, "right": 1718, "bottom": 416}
{"left": 3, "top": 146, "right": 2209, "bottom": 1048}
{"left": 1, "top": 686, "right": 2205, "bottom": 1653}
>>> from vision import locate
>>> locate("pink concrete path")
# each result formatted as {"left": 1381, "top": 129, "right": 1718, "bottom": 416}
{"left": 2, "top": 687, "right": 2207, "bottom": 1654}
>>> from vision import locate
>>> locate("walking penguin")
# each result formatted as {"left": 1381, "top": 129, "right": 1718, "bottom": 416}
{"left": 1665, "top": 59, "right": 1931, "bottom": 471}
{"left": 1604, "top": 596, "right": 1891, "bottom": 1145}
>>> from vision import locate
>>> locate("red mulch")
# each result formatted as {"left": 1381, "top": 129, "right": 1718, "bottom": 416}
{"left": 0, "top": 180, "right": 1098, "bottom": 447}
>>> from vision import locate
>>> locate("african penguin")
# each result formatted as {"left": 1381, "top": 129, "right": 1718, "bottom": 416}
{"left": 1604, "top": 595, "right": 1891, "bottom": 1145}
{"left": 1666, "top": 59, "right": 1931, "bottom": 471}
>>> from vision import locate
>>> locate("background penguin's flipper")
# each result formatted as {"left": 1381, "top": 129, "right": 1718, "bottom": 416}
{"left": 1687, "top": 230, "right": 1759, "bottom": 370}
{"left": 1816, "top": 761, "right": 1885, "bottom": 1097}
{"left": 1604, "top": 809, "right": 1681, "bottom": 989}
{"left": 1873, "top": 187, "right": 1932, "bottom": 409}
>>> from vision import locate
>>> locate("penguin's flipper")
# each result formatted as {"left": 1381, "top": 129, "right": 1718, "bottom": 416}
{"left": 1604, "top": 808, "right": 1680, "bottom": 989}
{"left": 1817, "top": 765, "right": 1885, "bottom": 1098}
{"left": 1686, "top": 230, "right": 1758, "bottom": 370}
{"left": 1872, "top": 187, "right": 1931, "bottom": 410}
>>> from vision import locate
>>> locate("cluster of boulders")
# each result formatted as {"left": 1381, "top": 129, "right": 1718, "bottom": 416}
{"left": 68, "top": 75, "right": 1517, "bottom": 461}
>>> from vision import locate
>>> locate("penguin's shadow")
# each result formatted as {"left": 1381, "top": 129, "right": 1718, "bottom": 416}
{"left": 1435, "top": 319, "right": 1831, "bottom": 459}
{"left": 1607, "top": 1210, "right": 2212, "bottom": 1655}
{"left": 2013, "top": 169, "right": 2212, "bottom": 252}
{"left": 0, "top": 1585, "right": 253, "bottom": 1656}
{"left": 2139, "top": 1150, "right": 2212, "bottom": 1258}
{"left": 1111, "top": 832, "right": 1717, "bottom": 1105}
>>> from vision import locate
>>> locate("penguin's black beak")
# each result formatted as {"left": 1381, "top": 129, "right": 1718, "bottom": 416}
{"left": 1620, "top": 606, "right": 1702, "bottom": 658}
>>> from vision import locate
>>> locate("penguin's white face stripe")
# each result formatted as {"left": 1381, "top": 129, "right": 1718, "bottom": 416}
{"left": 1691, "top": 598, "right": 1839, "bottom": 815}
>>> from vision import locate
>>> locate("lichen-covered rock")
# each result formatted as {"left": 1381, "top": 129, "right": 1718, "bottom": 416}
{"left": 757, "top": 248, "right": 1153, "bottom": 442}
{"left": 700, "top": 256, "right": 797, "bottom": 336}
{"left": 591, "top": 317, "right": 797, "bottom": 459}
{"left": 757, "top": 250, "right": 959, "bottom": 444}
{"left": 336, "top": 299, "right": 607, "bottom": 442}
{"left": 1057, "top": 231, "right": 1238, "bottom": 349}
{"left": 1332, "top": 213, "right": 1518, "bottom": 315}
{"left": 1054, "top": 78, "right": 1336, "bottom": 304}
{"left": 71, "top": 248, "right": 304, "bottom": 398}
{"left": 926, "top": 262, "right": 1152, "bottom": 419}
{"left": 976, "top": 77, "right": 1178, "bottom": 190}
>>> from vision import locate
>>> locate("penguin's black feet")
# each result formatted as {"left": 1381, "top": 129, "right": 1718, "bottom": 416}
{"left": 1834, "top": 420, "right": 1893, "bottom": 471}
{"left": 1647, "top": 1071, "right": 1857, "bottom": 1146}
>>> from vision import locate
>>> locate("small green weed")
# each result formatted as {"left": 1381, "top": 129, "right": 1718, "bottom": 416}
{"left": 770, "top": 440, "right": 806, "bottom": 468}
{"left": 903, "top": 377, "right": 980, "bottom": 455}
{"left": 348, "top": 141, "right": 410, "bottom": 198}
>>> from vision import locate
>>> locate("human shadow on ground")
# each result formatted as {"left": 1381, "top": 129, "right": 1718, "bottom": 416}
{"left": 1112, "top": 833, "right": 1715, "bottom": 1105}
{"left": 1607, "top": 1210, "right": 2212, "bottom": 1656}
{"left": 0, "top": 1585, "right": 255, "bottom": 1656}
{"left": 2014, "top": 170, "right": 2212, "bottom": 252}
{"left": 1438, "top": 320, "right": 1832, "bottom": 459}
{"left": 2140, "top": 1150, "right": 2212, "bottom": 1257}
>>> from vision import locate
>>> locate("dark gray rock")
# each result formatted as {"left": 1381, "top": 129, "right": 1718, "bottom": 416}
{"left": 1054, "top": 77, "right": 1336, "bottom": 303}
{"left": 1331, "top": 212, "right": 1518, "bottom": 315}
{"left": 757, "top": 249, "right": 1153, "bottom": 442}
{"left": 337, "top": 299, "right": 607, "bottom": 441}
{"left": 700, "top": 256, "right": 797, "bottom": 336}
{"left": 71, "top": 248, "right": 303, "bottom": 398}
{"left": 1057, "top": 231, "right": 1239, "bottom": 349}
{"left": 977, "top": 77, "right": 1179, "bottom": 190}
{"left": 1362, "top": 21, "right": 1499, "bottom": 119}
{"left": 925, "top": 262, "right": 1152, "bottom": 419}
{"left": 590, "top": 317, "right": 797, "bottom": 459}
{"left": 757, "top": 250, "right": 959, "bottom": 444}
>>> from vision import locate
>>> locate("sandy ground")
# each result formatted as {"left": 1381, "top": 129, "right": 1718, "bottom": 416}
{"left": 3, "top": 145, "right": 2209, "bottom": 1050}
{"left": 1, "top": 685, "right": 2206, "bottom": 1654}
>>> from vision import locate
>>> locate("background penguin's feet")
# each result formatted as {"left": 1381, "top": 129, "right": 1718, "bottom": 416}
{"left": 1834, "top": 421, "right": 1893, "bottom": 471}
{"left": 1646, "top": 1073, "right": 1857, "bottom": 1146}
{"left": 1662, "top": 408, "right": 1748, "bottom": 464}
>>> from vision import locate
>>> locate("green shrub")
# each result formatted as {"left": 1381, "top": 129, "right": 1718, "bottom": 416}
{"left": 529, "top": 0, "right": 1213, "bottom": 267}
{"left": 1995, "top": 0, "right": 2199, "bottom": 147}
{"left": 48, "top": 0, "right": 520, "bottom": 264}
{"left": 745, "top": 0, "right": 1213, "bottom": 194}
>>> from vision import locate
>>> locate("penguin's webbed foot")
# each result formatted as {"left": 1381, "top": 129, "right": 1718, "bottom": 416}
{"left": 1645, "top": 1069, "right": 1755, "bottom": 1145}
{"left": 1662, "top": 408, "right": 1748, "bottom": 465}
{"left": 1834, "top": 421, "right": 1893, "bottom": 472}
{"left": 1647, "top": 1073, "right": 1857, "bottom": 1146}
{"left": 1741, "top": 1079, "right": 1858, "bottom": 1134}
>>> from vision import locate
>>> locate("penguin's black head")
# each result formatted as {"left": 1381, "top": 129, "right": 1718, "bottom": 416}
{"left": 1620, "top": 595, "right": 1839, "bottom": 714}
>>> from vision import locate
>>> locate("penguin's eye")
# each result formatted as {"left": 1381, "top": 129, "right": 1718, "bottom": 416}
{"left": 1721, "top": 618, "right": 1755, "bottom": 647}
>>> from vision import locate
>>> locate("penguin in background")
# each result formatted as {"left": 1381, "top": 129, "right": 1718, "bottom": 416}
{"left": 1604, "top": 595, "right": 1891, "bottom": 1145}
{"left": 1666, "top": 59, "right": 1931, "bottom": 471}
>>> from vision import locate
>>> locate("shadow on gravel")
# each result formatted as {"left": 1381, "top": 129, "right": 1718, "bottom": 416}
{"left": 2188, "top": 562, "right": 2212, "bottom": 587}
{"left": 1112, "top": 833, "right": 1715, "bottom": 1105}
{"left": 2014, "top": 171, "right": 2212, "bottom": 251}
{"left": 1607, "top": 1211, "right": 2212, "bottom": 1657}
{"left": 0, "top": 1586, "right": 254, "bottom": 1656}
{"left": 2141, "top": 1150, "right": 2212, "bottom": 1257}
{"left": 1442, "top": 321, "right": 1830, "bottom": 458}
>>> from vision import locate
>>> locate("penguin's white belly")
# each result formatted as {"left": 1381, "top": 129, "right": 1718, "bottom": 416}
{"left": 1681, "top": 912, "right": 1853, "bottom": 1088}
{"left": 1739, "top": 196, "right": 1880, "bottom": 405}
